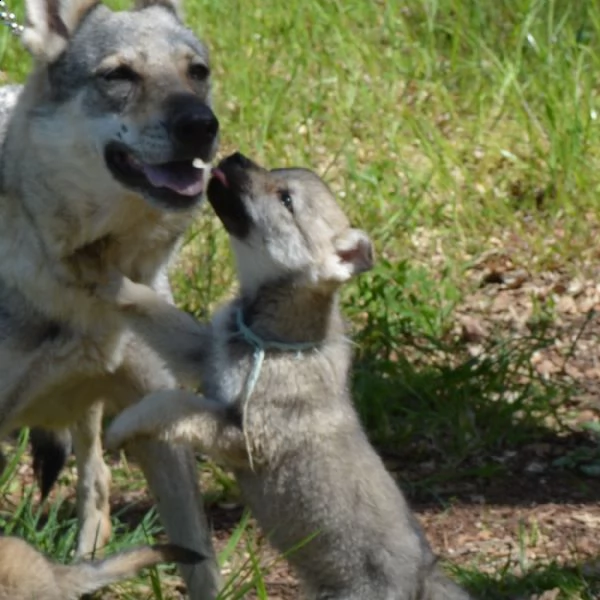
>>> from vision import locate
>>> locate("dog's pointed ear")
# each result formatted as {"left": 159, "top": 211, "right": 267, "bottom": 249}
{"left": 134, "top": 0, "right": 183, "bottom": 20}
{"left": 22, "top": 0, "right": 99, "bottom": 62}
{"left": 323, "top": 228, "right": 375, "bottom": 283}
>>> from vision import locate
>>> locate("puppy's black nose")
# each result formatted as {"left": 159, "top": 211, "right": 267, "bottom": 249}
{"left": 171, "top": 105, "right": 219, "bottom": 150}
{"left": 228, "top": 152, "right": 254, "bottom": 168}
{"left": 217, "top": 151, "right": 262, "bottom": 174}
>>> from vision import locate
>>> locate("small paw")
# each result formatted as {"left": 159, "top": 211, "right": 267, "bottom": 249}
{"left": 105, "top": 413, "right": 147, "bottom": 450}
{"left": 104, "top": 424, "right": 127, "bottom": 451}
{"left": 95, "top": 268, "right": 130, "bottom": 304}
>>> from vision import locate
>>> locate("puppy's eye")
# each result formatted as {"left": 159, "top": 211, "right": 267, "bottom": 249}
{"left": 278, "top": 190, "right": 294, "bottom": 213}
{"left": 189, "top": 63, "right": 210, "bottom": 81}
{"left": 99, "top": 65, "right": 139, "bottom": 83}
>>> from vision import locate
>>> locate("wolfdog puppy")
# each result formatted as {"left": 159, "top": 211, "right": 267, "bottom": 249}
{"left": 102, "top": 152, "right": 474, "bottom": 599}
{"left": 0, "top": 535, "right": 202, "bottom": 600}
{"left": 0, "top": 0, "right": 221, "bottom": 595}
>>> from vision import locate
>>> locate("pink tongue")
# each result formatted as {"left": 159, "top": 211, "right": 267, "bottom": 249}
{"left": 141, "top": 162, "right": 204, "bottom": 197}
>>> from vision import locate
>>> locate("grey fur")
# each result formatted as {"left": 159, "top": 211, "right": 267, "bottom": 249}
{"left": 0, "top": 0, "right": 222, "bottom": 596}
{"left": 105, "top": 153, "right": 474, "bottom": 600}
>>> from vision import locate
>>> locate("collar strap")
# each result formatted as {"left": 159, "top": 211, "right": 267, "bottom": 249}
{"left": 235, "top": 307, "right": 320, "bottom": 352}
{"left": 234, "top": 306, "right": 319, "bottom": 472}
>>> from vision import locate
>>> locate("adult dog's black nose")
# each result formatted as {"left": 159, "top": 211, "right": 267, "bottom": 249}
{"left": 171, "top": 105, "right": 219, "bottom": 149}
{"left": 166, "top": 93, "right": 219, "bottom": 157}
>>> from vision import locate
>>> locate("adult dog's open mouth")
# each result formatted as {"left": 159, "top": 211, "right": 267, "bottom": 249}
{"left": 105, "top": 142, "right": 208, "bottom": 209}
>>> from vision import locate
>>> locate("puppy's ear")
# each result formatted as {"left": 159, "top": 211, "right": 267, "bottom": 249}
{"left": 134, "top": 0, "right": 183, "bottom": 20}
{"left": 323, "top": 228, "right": 374, "bottom": 283}
{"left": 22, "top": 0, "right": 99, "bottom": 62}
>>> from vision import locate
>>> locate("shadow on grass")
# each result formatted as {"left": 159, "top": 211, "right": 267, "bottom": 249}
{"left": 345, "top": 259, "right": 600, "bottom": 508}
{"left": 351, "top": 326, "right": 600, "bottom": 507}
{"left": 457, "top": 558, "right": 600, "bottom": 600}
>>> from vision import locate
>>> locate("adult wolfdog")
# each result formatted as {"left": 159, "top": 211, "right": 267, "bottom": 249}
{"left": 0, "top": 0, "right": 220, "bottom": 596}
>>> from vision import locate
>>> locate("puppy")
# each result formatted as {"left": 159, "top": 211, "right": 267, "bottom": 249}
{"left": 103, "top": 152, "right": 473, "bottom": 599}
{"left": 0, "top": 535, "right": 203, "bottom": 600}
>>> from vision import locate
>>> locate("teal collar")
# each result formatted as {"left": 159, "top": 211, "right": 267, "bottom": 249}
{"left": 234, "top": 307, "right": 320, "bottom": 470}
{"left": 235, "top": 307, "right": 320, "bottom": 353}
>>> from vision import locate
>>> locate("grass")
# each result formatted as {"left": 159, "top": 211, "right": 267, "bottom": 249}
{"left": 1, "top": 431, "right": 279, "bottom": 599}
{"left": 2, "top": 0, "right": 600, "bottom": 598}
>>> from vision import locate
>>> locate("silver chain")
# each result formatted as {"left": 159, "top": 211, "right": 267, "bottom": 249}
{"left": 0, "top": 0, "right": 23, "bottom": 36}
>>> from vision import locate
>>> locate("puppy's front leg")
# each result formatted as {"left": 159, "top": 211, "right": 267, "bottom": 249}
{"left": 106, "top": 390, "right": 248, "bottom": 467}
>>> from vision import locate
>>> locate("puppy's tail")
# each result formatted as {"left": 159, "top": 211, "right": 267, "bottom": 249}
{"left": 54, "top": 544, "right": 204, "bottom": 597}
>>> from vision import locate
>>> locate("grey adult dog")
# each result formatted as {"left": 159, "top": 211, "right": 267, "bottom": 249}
{"left": 0, "top": 0, "right": 221, "bottom": 596}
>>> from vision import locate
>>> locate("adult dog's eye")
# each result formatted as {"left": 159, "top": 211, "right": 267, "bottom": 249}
{"left": 278, "top": 190, "right": 294, "bottom": 213}
{"left": 99, "top": 65, "right": 139, "bottom": 83}
{"left": 188, "top": 63, "right": 210, "bottom": 81}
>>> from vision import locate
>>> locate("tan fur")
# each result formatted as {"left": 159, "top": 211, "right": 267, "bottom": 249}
{"left": 0, "top": 0, "right": 221, "bottom": 596}
{"left": 0, "top": 536, "right": 203, "bottom": 600}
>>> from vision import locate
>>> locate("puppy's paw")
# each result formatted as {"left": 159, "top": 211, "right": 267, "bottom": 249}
{"left": 105, "top": 407, "right": 154, "bottom": 450}
{"left": 106, "top": 393, "right": 179, "bottom": 449}
{"left": 95, "top": 268, "right": 127, "bottom": 301}
{"left": 95, "top": 270, "right": 146, "bottom": 309}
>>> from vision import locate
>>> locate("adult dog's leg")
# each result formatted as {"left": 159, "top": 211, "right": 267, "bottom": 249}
{"left": 128, "top": 439, "right": 221, "bottom": 600}
{"left": 115, "top": 337, "right": 221, "bottom": 599}
{"left": 72, "top": 401, "right": 112, "bottom": 557}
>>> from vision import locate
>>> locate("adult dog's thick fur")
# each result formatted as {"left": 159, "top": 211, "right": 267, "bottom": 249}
{"left": 104, "top": 152, "right": 474, "bottom": 599}
{"left": 0, "top": 535, "right": 203, "bottom": 600}
{"left": 0, "top": 0, "right": 221, "bottom": 597}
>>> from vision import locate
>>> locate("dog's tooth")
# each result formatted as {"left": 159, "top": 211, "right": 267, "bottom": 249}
{"left": 192, "top": 158, "right": 206, "bottom": 169}
{"left": 126, "top": 154, "right": 142, "bottom": 168}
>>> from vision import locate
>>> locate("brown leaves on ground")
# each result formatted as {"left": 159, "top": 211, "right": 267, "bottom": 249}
{"left": 458, "top": 247, "right": 600, "bottom": 410}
